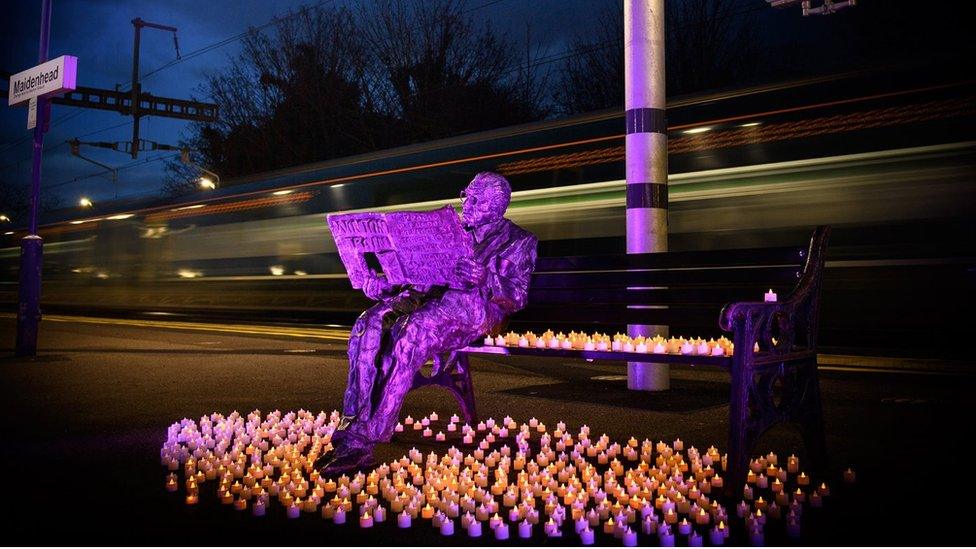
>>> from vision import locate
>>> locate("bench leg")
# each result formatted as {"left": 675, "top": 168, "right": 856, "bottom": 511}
{"left": 727, "top": 356, "right": 828, "bottom": 496}
{"left": 727, "top": 363, "right": 752, "bottom": 496}
{"left": 412, "top": 352, "right": 478, "bottom": 426}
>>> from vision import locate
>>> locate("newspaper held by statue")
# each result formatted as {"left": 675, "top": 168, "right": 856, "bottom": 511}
{"left": 327, "top": 205, "right": 474, "bottom": 290}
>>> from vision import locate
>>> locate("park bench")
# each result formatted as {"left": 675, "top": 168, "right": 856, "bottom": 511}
{"left": 411, "top": 226, "right": 831, "bottom": 490}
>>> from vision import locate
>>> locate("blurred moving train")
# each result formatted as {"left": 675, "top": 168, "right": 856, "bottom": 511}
{"left": 2, "top": 66, "right": 974, "bottom": 357}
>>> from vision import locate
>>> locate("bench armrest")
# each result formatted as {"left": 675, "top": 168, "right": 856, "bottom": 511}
{"left": 719, "top": 226, "right": 830, "bottom": 357}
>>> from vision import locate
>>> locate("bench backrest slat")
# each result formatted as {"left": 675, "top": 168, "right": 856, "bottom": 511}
{"left": 512, "top": 304, "right": 720, "bottom": 327}
{"left": 535, "top": 246, "right": 805, "bottom": 271}
{"left": 528, "top": 266, "right": 802, "bottom": 289}
{"left": 527, "top": 287, "right": 784, "bottom": 306}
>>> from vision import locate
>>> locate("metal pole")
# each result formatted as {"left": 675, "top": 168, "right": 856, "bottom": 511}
{"left": 130, "top": 18, "right": 142, "bottom": 159}
{"left": 15, "top": 0, "right": 53, "bottom": 356}
{"left": 624, "top": 0, "right": 669, "bottom": 390}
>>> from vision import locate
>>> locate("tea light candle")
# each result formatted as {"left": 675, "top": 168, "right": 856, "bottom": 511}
{"left": 252, "top": 499, "right": 265, "bottom": 516}
{"left": 659, "top": 525, "right": 676, "bottom": 547}
{"left": 398, "top": 510, "right": 412, "bottom": 528}
{"left": 786, "top": 517, "right": 801, "bottom": 538}
{"left": 623, "top": 527, "right": 638, "bottom": 546}
{"left": 844, "top": 468, "right": 856, "bottom": 483}
{"left": 287, "top": 502, "right": 302, "bottom": 519}
{"left": 749, "top": 527, "right": 764, "bottom": 546}
{"left": 440, "top": 518, "right": 455, "bottom": 536}
{"left": 185, "top": 494, "right": 199, "bottom": 505}
{"left": 495, "top": 522, "right": 510, "bottom": 540}
{"left": 360, "top": 511, "right": 374, "bottom": 528}
{"left": 333, "top": 506, "right": 347, "bottom": 523}
{"left": 709, "top": 522, "right": 727, "bottom": 545}
{"left": 468, "top": 520, "right": 483, "bottom": 537}
{"left": 688, "top": 530, "right": 703, "bottom": 547}
{"left": 810, "top": 492, "right": 823, "bottom": 508}
{"left": 580, "top": 526, "right": 595, "bottom": 545}
{"left": 519, "top": 519, "right": 533, "bottom": 538}
{"left": 544, "top": 518, "right": 561, "bottom": 537}
{"left": 764, "top": 289, "right": 777, "bottom": 302}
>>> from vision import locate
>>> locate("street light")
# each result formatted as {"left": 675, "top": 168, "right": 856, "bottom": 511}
{"left": 181, "top": 147, "right": 220, "bottom": 191}
{"left": 79, "top": 197, "right": 93, "bottom": 208}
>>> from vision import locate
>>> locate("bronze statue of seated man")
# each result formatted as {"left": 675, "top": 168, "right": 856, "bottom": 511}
{"left": 319, "top": 172, "right": 537, "bottom": 475}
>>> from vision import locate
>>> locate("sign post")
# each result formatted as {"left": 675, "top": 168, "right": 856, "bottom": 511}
{"left": 9, "top": 0, "right": 76, "bottom": 356}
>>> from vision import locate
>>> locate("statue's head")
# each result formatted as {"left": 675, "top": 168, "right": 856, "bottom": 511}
{"left": 461, "top": 171, "right": 511, "bottom": 228}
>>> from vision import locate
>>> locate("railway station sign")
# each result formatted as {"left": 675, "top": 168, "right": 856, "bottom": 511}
{"left": 8, "top": 55, "right": 77, "bottom": 106}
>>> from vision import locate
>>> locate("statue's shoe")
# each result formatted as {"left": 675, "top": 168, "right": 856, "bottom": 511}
{"left": 319, "top": 446, "right": 375, "bottom": 477}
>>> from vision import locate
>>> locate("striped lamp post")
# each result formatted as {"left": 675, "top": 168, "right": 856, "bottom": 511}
{"left": 624, "top": 0, "right": 669, "bottom": 390}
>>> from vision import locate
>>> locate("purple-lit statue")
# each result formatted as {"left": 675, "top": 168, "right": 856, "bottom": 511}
{"left": 320, "top": 172, "right": 537, "bottom": 475}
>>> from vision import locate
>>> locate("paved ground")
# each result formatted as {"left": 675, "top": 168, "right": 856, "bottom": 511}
{"left": 0, "top": 315, "right": 971, "bottom": 545}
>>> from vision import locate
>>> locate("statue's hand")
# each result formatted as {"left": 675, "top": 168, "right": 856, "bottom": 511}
{"left": 455, "top": 258, "right": 487, "bottom": 288}
{"left": 363, "top": 276, "right": 394, "bottom": 301}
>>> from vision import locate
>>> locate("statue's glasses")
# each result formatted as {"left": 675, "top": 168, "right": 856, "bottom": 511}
{"left": 460, "top": 190, "right": 478, "bottom": 205}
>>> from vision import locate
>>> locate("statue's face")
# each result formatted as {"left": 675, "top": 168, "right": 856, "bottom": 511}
{"left": 461, "top": 174, "right": 509, "bottom": 228}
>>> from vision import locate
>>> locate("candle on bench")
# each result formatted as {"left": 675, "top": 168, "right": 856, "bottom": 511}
{"left": 697, "top": 340, "right": 710, "bottom": 355}
{"left": 764, "top": 289, "right": 777, "bottom": 302}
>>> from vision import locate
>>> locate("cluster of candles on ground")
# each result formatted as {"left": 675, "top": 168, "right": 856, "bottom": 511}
{"left": 161, "top": 409, "right": 852, "bottom": 546}
{"left": 483, "top": 331, "right": 748, "bottom": 356}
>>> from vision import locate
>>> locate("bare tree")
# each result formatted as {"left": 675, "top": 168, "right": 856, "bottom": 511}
{"left": 165, "top": 5, "right": 378, "bottom": 194}
{"left": 553, "top": 6, "right": 624, "bottom": 115}
{"left": 359, "top": 0, "right": 549, "bottom": 142}
{"left": 666, "top": 0, "right": 760, "bottom": 94}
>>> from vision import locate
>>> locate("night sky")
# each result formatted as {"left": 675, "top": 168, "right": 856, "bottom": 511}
{"left": 0, "top": 0, "right": 967, "bottom": 209}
